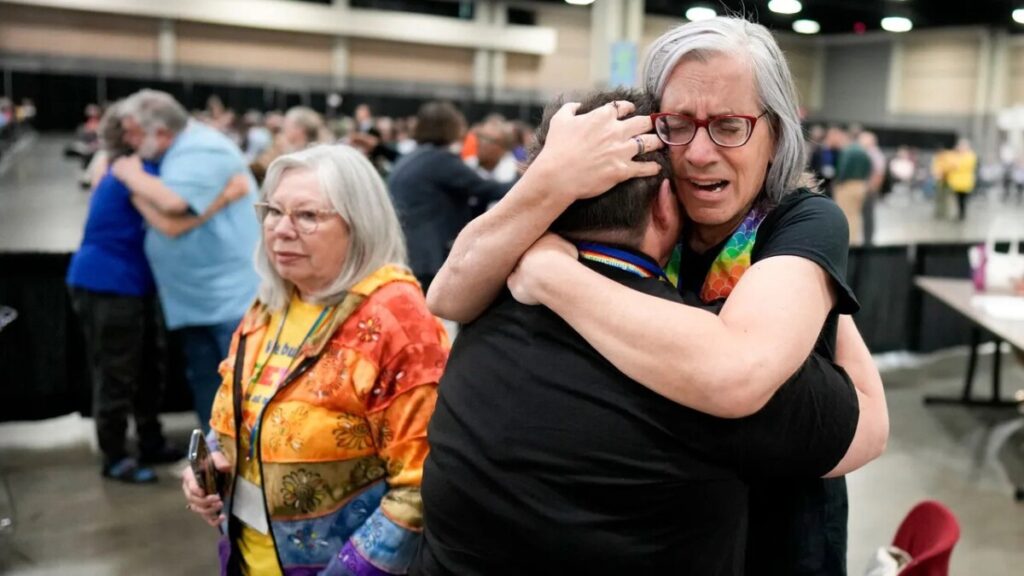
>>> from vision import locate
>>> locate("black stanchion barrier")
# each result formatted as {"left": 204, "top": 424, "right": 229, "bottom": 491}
{"left": 0, "top": 241, "right": 1014, "bottom": 422}
{"left": 0, "top": 253, "right": 87, "bottom": 421}
{"left": 847, "top": 245, "right": 915, "bottom": 353}
{"left": 914, "top": 242, "right": 987, "bottom": 353}
{"left": 10, "top": 70, "right": 547, "bottom": 132}
{"left": 0, "top": 252, "right": 192, "bottom": 422}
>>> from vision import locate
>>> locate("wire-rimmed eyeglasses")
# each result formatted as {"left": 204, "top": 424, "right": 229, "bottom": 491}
{"left": 254, "top": 202, "right": 338, "bottom": 235}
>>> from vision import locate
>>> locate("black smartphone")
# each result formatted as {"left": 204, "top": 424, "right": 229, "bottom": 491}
{"left": 188, "top": 429, "right": 223, "bottom": 496}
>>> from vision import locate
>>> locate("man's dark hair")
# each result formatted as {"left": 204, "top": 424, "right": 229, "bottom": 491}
{"left": 530, "top": 88, "right": 670, "bottom": 244}
{"left": 414, "top": 101, "right": 466, "bottom": 146}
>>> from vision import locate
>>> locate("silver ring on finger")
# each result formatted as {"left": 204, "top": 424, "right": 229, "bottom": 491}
{"left": 635, "top": 136, "right": 645, "bottom": 157}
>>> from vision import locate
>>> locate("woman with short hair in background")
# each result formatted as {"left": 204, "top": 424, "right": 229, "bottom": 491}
{"left": 387, "top": 101, "right": 514, "bottom": 291}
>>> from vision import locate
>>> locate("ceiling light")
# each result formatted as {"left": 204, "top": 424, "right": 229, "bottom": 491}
{"left": 564, "top": 0, "right": 595, "bottom": 5}
{"left": 768, "top": 0, "right": 802, "bottom": 15}
{"left": 686, "top": 6, "right": 717, "bottom": 21}
{"left": 792, "top": 19, "right": 820, "bottom": 34}
{"left": 1014, "top": 9, "right": 1024, "bottom": 24}
{"left": 881, "top": 16, "right": 913, "bottom": 33}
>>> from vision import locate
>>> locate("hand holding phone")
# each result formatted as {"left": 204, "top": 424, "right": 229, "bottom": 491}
{"left": 188, "top": 429, "right": 224, "bottom": 497}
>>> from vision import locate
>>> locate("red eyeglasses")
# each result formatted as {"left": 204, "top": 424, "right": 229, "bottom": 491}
{"left": 650, "top": 111, "right": 768, "bottom": 148}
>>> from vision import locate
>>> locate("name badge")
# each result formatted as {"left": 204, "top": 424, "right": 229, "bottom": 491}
{"left": 232, "top": 476, "right": 270, "bottom": 535}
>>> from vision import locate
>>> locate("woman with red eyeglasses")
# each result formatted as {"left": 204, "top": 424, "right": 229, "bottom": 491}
{"left": 426, "top": 16, "right": 887, "bottom": 576}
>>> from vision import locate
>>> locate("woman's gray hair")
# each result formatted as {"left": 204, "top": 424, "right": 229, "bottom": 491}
{"left": 121, "top": 89, "right": 189, "bottom": 136}
{"left": 643, "top": 16, "right": 811, "bottom": 203}
{"left": 255, "top": 144, "right": 409, "bottom": 310}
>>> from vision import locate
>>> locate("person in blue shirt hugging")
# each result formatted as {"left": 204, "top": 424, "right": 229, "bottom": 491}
{"left": 68, "top": 100, "right": 249, "bottom": 483}
{"left": 113, "top": 90, "right": 261, "bottom": 439}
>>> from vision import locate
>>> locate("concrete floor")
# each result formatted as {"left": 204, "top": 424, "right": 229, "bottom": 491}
{"left": 0, "top": 413, "right": 219, "bottom": 575}
{"left": 2, "top": 136, "right": 1023, "bottom": 574}
{"left": 846, "top": 349, "right": 1024, "bottom": 575}
{"left": 1, "top": 350, "right": 1021, "bottom": 575}
{"left": 0, "top": 134, "right": 94, "bottom": 254}
{"left": 872, "top": 184, "right": 1024, "bottom": 247}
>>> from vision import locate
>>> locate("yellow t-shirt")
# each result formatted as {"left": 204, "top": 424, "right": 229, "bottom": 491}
{"left": 237, "top": 294, "right": 326, "bottom": 576}
{"left": 946, "top": 150, "right": 977, "bottom": 193}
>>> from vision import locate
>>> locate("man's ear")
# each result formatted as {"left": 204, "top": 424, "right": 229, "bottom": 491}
{"left": 651, "top": 178, "right": 679, "bottom": 232}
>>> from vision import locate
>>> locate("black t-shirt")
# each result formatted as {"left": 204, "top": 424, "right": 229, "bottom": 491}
{"left": 676, "top": 190, "right": 859, "bottom": 575}
{"left": 415, "top": 250, "right": 858, "bottom": 576}
{"left": 678, "top": 189, "right": 859, "bottom": 360}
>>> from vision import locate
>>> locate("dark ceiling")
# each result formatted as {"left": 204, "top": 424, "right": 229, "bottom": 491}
{"left": 303, "top": 0, "right": 1024, "bottom": 35}
{"left": 628, "top": 0, "right": 1022, "bottom": 34}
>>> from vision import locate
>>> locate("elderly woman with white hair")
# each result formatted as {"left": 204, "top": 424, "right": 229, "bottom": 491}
{"left": 182, "top": 144, "right": 449, "bottom": 576}
{"left": 428, "top": 16, "right": 887, "bottom": 576}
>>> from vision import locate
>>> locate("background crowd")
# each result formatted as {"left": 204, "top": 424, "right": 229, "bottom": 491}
{"left": 64, "top": 95, "right": 1024, "bottom": 255}
{"left": 67, "top": 96, "right": 532, "bottom": 188}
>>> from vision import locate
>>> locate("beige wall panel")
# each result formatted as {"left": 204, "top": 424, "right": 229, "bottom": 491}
{"left": 536, "top": 5, "right": 590, "bottom": 53}
{"left": 778, "top": 41, "right": 818, "bottom": 111}
{"left": 175, "top": 22, "right": 332, "bottom": 75}
{"left": 898, "top": 37, "right": 980, "bottom": 114}
{"left": 899, "top": 77, "right": 977, "bottom": 114}
{"left": 641, "top": 15, "right": 682, "bottom": 56}
{"left": 636, "top": 15, "right": 683, "bottom": 89}
{"left": 505, "top": 52, "right": 541, "bottom": 91}
{"left": 0, "top": 4, "right": 157, "bottom": 61}
{"left": 1009, "top": 79, "right": 1024, "bottom": 107}
{"left": 505, "top": 5, "right": 590, "bottom": 95}
{"left": 1009, "top": 45, "right": 1024, "bottom": 106}
{"left": 348, "top": 39, "right": 473, "bottom": 84}
{"left": 902, "top": 39, "right": 979, "bottom": 74}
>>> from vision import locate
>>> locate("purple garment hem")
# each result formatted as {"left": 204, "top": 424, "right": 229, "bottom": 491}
{"left": 218, "top": 536, "right": 231, "bottom": 576}
{"left": 337, "top": 540, "right": 394, "bottom": 576}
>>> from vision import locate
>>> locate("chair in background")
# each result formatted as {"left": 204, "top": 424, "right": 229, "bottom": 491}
{"left": 892, "top": 500, "right": 960, "bottom": 576}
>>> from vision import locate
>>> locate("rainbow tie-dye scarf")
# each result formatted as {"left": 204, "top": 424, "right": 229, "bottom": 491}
{"left": 664, "top": 204, "right": 769, "bottom": 303}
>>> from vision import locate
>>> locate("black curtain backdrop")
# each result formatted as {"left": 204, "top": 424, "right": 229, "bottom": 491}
{"left": 0, "top": 253, "right": 192, "bottom": 422}
{"left": 9, "top": 71, "right": 546, "bottom": 131}
{"left": 2, "top": 243, "right": 1019, "bottom": 422}
{"left": 847, "top": 245, "right": 915, "bottom": 353}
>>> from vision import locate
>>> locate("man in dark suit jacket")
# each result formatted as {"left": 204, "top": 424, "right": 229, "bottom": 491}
{"left": 387, "top": 101, "right": 513, "bottom": 290}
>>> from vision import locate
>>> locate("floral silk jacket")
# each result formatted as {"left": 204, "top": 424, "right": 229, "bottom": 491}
{"left": 210, "top": 265, "right": 449, "bottom": 576}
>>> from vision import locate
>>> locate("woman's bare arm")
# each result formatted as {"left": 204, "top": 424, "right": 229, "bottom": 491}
{"left": 132, "top": 173, "right": 250, "bottom": 238}
{"left": 824, "top": 315, "right": 888, "bottom": 477}
{"left": 113, "top": 155, "right": 189, "bottom": 214}
{"left": 426, "top": 101, "right": 663, "bottom": 323}
{"left": 508, "top": 236, "right": 837, "bottom": 418}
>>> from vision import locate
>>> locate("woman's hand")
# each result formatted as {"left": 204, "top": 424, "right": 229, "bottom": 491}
{"left": 528, "top": 100, "right": 663, "bottom": 203}
{"left": 508, "top": 233, "right": 579, "bottom": 305}
{"left": 425, "top": 100, "right": 662, "bottom": 324}
{"left": 181, "top": 451, "right": 231, "bottom": 528}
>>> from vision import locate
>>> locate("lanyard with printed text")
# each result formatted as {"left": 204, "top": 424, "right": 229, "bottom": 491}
{"left": 245, "top": 302, "right": 332, "bottom": 461}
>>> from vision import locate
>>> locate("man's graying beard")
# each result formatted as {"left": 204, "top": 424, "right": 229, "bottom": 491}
{"left": 138, "top": 132, "right": 161, "bottom": 160}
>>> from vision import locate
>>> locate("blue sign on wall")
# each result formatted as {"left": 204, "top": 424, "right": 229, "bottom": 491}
{"left": 610, "top": 41, "right": 638, "bottom": 88}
